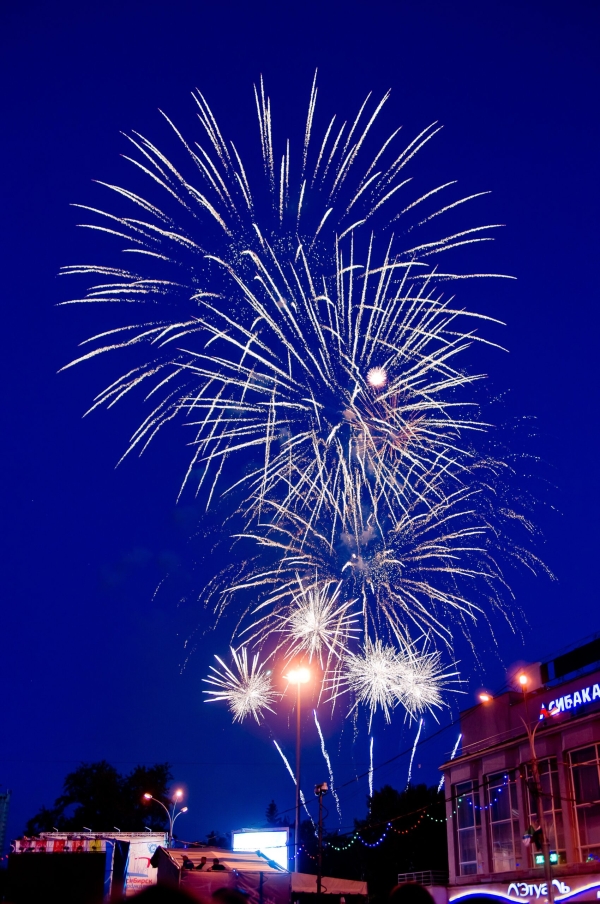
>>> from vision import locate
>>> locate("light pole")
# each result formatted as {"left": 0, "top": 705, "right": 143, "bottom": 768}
{"left": 518, "top": 674, "right": 558, "bottom": 904}
{"left": 143, "top": 789, "right": 188, "bottom": 847}
{"left": 315, "top": 782, "right": 328, "bottom": 902}
{"left": 285, "top": 666, "right": 311, "bottom": 872}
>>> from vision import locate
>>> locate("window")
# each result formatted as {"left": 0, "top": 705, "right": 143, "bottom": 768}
{"left": 571, "top": 744, "right": 600, "bottom": 862}
{"left": 455, "top": 780, "right": 481, "bottom": 875}
{"left": 525, "top": 758, "right": 566, "bottom": 865}
{"left": 487, "top": 771, "right": 522, "bottom": 873}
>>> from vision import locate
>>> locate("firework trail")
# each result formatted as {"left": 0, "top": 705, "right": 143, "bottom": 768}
{"left": 406, "top": 718, "right": 424, "bottom": 788}
{"left": 369, "top": 736, "right": 374, "bottom": 800}
{"left": 273, "top": 741, "right": 314, "bottom": 824}
{"left": 438, "top": 731, "right": 462, "bottom": 791}
{"left": 313, "top": 709, "right": 342, "bottom": 820}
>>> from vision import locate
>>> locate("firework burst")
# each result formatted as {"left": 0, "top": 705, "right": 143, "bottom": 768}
{"left": 203, "top": 647, "right": 277, "bottom": 723}
{"left": 59, "top": 75, "right": 547, "bottom": 729}
{"left": 336, "top": 637, "right": 402, "bottom": 725}
{"left": 221, "top": 453, "right": 521, "bottom": 660}
{"left": 243, "top": 576, "right": 361, "bottom": 672}
{"left": 60, "top": 76, "right": 507, "bottom": 534}
{"left": 331, "top": 634, "right": 461, "bottom": 725}
{"left": 395, "top": 637, "right": 463, "bottom": 720}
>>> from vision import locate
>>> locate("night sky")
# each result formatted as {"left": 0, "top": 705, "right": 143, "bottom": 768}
{"left": 2, "top": 0, "right": 599, "bottom": 851}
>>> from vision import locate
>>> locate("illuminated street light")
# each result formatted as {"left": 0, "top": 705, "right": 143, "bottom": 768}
{"left": 143, "top": 789, "right": 188, "bottom": 847}
{"left": 285, "top": 666, "right": 311, "bottom": 872}
{"left": 286, "top": 667, "right": 310, "bottom": 685}
{"left": 478, "top": 693, "right": 492, "bottom": 703}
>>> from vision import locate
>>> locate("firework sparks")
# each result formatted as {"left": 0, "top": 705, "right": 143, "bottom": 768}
{"left": 438, "top": 732, "right": 462, "bottom": 791}
{"left": 369, "top": 736, "right": 374, "bottom": 799}
{"left": 203, "top": 647, "right": 277, "bottom": 723}
{"left": 282, "top": 581, "right": 359, "bottom": 663}
{"left": 223, "top": 463, "right": 516, "bottom": 668}
{"left": 243, "top": 577, "right": 360, "bottom": 678}
{"left": 366, "top": 366, "right": 387, "bottom": 388}
{"left": 327, "top": 631, "right": 462, "bottom": 724}
{"left": 60, "top": 75, "right": 547, "bottom": 731}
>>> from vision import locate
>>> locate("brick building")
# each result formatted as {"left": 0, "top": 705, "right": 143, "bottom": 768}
{"left": 440, "top": 638, "right": 600, "bottom": 904}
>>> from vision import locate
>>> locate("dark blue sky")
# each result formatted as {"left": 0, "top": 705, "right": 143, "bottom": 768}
{"left": 1, "top": 0, "right": 599, "bottom": 850}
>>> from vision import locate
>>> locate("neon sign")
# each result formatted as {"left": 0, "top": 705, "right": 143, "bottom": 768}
{"left": 507, "top": 881, "right": 570, "bottom": 898}
{"left": 542, "top": 682, "right": 600, "bottom": 716}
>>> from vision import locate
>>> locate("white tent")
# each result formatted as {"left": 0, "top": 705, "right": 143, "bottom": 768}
{"left": 153, "top": 848, "right": 367, "bottom": 903}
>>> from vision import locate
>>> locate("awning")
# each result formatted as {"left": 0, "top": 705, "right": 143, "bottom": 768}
{"left": 291, "top": 873, "right": 368, "bottom": 895}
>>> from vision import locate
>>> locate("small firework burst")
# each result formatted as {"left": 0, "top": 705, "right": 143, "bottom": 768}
{"left": 337, "top": 637, "right": 402, "bottom": 725}
{"left": 395, "top": 638, "right": 463, "bottom": 720}
{"left": 278, "top": 579, "right": 360, "bottom": 666}
{"left": 203, "top": 647, "right": 277, "bottom": 723}
{"left": 331, "top": 634, "right": 462, "bottom": 725}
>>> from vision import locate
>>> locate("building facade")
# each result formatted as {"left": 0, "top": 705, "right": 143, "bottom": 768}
{"left": 440, "top": 644, "right": 600, "bottom": 904}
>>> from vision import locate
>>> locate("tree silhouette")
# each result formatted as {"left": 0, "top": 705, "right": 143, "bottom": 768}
{"left": 297, "top": 783, "right": 447, "bottom": 904}
{"left": 25, "top": 760, "right": 173, "bottom": 835}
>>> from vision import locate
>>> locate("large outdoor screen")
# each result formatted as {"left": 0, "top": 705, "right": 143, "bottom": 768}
{"left": 231, "top": 829, "right": 289, "bottom": 871}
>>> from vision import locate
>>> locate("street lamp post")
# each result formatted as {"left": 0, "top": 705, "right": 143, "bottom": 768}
{"left": 143, "top": 789, "right": 188, "bottom": 847}
{"left": 518, "top": 674, "right": 557, "bottom": 904}
{"left": 315, "top": 782, "right": 328, "bottom": 903}
{"left": 285, "top": 666, "right": 311, "bottom": 872}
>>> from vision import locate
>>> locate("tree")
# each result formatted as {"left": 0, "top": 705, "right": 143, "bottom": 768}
{"left": 205, "top": 829, "right": 230, "bottom": 848}
{"left": 25, "top": 760, "right": 173, "bottom": 835}
{"left": 265, "top": 799, "right": 289, "bottom": 827}
{"left": 297, "top": 783, "right": 447, "bottom": 904}
{"left": 265, "top": 800, "right": 279, "bottom": 826}
{"left": 355, "top": 783, "right": 447, "bottom": 904}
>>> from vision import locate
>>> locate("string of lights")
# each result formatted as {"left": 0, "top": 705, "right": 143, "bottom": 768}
{"left": 457, "top": 774, "right": 510, "bottom": 811}
{"left": 323, "top": 813, "right": 432, "bottom": 851}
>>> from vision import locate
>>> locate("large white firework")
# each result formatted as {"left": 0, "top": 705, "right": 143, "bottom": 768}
{"left": 59, "top": 76, "right": 544, "bottom": 726}
{"left": 203, "top": 647, "right": 277, "bottom": 723}
{"left": 60, "top": 76, "right": 506, "bottom": 535}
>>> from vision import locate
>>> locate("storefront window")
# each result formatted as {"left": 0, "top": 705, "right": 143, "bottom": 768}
{"left": 455, "top": 780, "right": 481, "bottom": 875}
{"left": 571, "top": 744, "right": 600, "bottom": 862}
{"left": 525, "top": 757, "right": 566, "bottom": 865}
{"left": 487, "top": 771, "right": 521, "bottom": 872}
